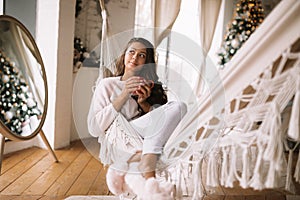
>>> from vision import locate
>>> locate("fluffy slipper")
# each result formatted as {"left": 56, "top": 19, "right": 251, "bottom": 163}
{"left": 125, "top": 173, "right": 174, "bottom": 200}
{"left": 106, "top": 167, "right": 127, "bottom": 195}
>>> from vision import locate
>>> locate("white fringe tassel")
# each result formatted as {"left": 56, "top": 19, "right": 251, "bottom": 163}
{"left": 220, "top": 147, "right": 229, "bottom": 186}
{"left": 225, "top": 146, "right": 237, "bottom": 187}
{"left": 249, "top": 146, "right": 264, "bottom": 190}
{"left": 206, "top": 152, "right": 219, "bottom": 187}
{"left": 265, "top": 161, "right": 277, "bottom": 188}
{"left": 175, "top": 162, "right": 183, "bottom": 198}
{"left": 240, "top": 147, "right": 250, "bottom": 188}
{"left": 285, "top": 149, "right": 294, "bottom": 191}
{"left": 288, "top": 74, "right": 300, "bottom": 140}
{"left": 264, "top": 103, "right": 283, "bottom": 172}
{"left": 192, "top": 160, "right": 205, "bottom": 200}
{"left": 294, "top": 148, "right": 300, "bottom": 183}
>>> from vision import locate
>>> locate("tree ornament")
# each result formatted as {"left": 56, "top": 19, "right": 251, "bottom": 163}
{"left": 21, "top": 123, "right": 32, "bottom": 136}
{"left": 19, "top": 93, "right": 26, "bottom": 101}
{"left": 5, "top": 111, "right": 14, "bottom": 120}
{"left": 21, "top": 85, "right": 29, "bottom": 92}
{"left": 230, "top": 49, "right": 236, "bottom": 54}
{"left": 12, "top": 66, "right": 19, "bottom": 74}
{"left": 231, "top": 38, "right": 240, "bottom": 49}
{"left": 27, "top": 98, "right": 36, "bottom": 108}
{"left": 22, "top": 104, "right": 28, "bottom": 112}
{"left": 30, "top": 115, "right": 39, "bottom": 131}
{"left": 2, "top": 75, "right": 9, "bottom": 83}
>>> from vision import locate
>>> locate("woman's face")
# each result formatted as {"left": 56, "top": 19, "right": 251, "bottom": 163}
{"left": 124, "top": 42, "right": 147, "bottom": 75}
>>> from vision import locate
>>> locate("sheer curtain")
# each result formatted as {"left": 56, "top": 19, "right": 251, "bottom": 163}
{"left": 134, "top": 0, "right": 222, "bottom": 98}
{"left": 134, "top": 0, "right": 181, "bottom": 47}
{"left": 194, "top": 0, "right": 222, "bottom": 98}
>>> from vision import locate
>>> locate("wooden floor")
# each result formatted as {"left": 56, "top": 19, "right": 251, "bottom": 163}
{"left": 1, "top": 139, "right": 300, "bottom": 200}
{"left": 0, "top": 139, "right": 110, "bottom": 200}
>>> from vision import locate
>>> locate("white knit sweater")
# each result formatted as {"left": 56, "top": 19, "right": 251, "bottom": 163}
{"left": 87, "top": 76, "right": 140, "bottom": 138}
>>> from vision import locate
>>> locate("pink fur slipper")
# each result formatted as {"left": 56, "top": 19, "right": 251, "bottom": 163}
{"left": 106, "top": 167, "right": 127, "bottom": 195}
{"left": 125, "top": 173, "right": 174, "bottom": 200}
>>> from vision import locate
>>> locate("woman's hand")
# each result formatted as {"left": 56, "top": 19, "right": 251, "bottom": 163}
{"left": 113, "top": 76, "right": 145, "bottom": 112}
{"left": 135, "top": 80, "right": 153, "bottom": 113}
{"left": 115, "top": 76, "right": 153, "bottom": 113}
{"left": 136, "top": 84, "right": 152, "bottom": 104}
{"left": 123, "top": 76, "right": 146, "bottom": 96}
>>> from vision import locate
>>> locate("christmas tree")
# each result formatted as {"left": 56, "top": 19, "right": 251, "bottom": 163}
{"left": 0, "top": 50, "right": 42, "bottom": 136}
{"left": 218, "top": 0, "right": 264, "bottom": 67}
{"left": 74, "top": 37, "right": 87, "bottom": 64}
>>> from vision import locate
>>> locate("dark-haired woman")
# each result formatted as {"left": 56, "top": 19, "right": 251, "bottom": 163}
{"left": 87, "top": 37, "right": 187, "bottom": 197}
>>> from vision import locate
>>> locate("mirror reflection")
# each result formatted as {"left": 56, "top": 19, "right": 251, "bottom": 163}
{"left": 0, "top": 17, "right": 45, "bottom": 137}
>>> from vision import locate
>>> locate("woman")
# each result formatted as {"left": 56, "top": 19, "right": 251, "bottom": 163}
{"left": 87, "top": 37, "right": 187, "bottom": 196}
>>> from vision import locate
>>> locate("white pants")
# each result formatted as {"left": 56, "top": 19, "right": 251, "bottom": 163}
{"left": 130, "top": 101, "right": 187, "bottom": 155}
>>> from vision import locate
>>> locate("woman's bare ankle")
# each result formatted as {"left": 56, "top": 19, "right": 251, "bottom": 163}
{"left": 138, "top": 154, "right": 158, "bottom": 179}
{"left": 143, "top": 171, "right": 156, "bottom": 179}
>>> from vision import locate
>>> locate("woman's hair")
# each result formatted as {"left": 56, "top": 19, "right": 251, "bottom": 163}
{"left": 115, "top": 37, "right": 167, "bottom": 108}
{"left": 114, "top": 37, "right": 159, "bottom": 82}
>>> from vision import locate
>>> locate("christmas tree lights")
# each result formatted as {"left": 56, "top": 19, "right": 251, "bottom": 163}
{"left": 218, "top": 0, "right": 264, "bottom": 67}
{"left": 0, "top": 50, "right": 42, "bottom": 135}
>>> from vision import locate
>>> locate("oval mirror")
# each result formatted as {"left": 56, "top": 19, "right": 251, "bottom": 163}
{"left": 0, "top": 15, "right": 47, "bottom": 141}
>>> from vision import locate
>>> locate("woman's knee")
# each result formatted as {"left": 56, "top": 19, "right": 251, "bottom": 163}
{"left": 167, "top": 101, "right": 187, "bottom": 118}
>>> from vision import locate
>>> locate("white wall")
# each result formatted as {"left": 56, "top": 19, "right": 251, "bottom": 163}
{"left": 72, "top": 67, "right": 99, "bottom": 141}
{"left": 74, "top": 0, "right": 136, "bottom": 60}
{"left": 0, "top": 0, "right": 3, "bottom": 14}
{"left": 106, "top": 0, "right": 136, "bottom": 36}
{"left": 36, "top": 0, "right": 75, "bottom": 149}
{"left": 54, "top": 0, "right": 75, "bottom": 148}
{"left": 35, "top": 0, "right": 60, "bottom": 149}
{"left": 74, "top": 0, "right": 102, "bottom": 52}
{"left": 4, "top": 0, "right": 37, "bottom": 37}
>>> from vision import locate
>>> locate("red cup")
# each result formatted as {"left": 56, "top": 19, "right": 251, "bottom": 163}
{"left": 146, "top": 80, "right": 154, "bottom": 88}
{"left": 132, "top": 79, "right": 154, "bottom": 95}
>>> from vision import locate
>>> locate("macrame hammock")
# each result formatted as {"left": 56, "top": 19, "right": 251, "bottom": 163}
{"left": 93, "top": 0, "right": 300, "bottom": 198}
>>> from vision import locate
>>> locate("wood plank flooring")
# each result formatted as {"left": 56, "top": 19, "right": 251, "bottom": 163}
{"left": 0, "top": 139, "right": 110, "bottom": 200}
{"left": 1, "top": 138, "right": 299, "bottom": 200}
